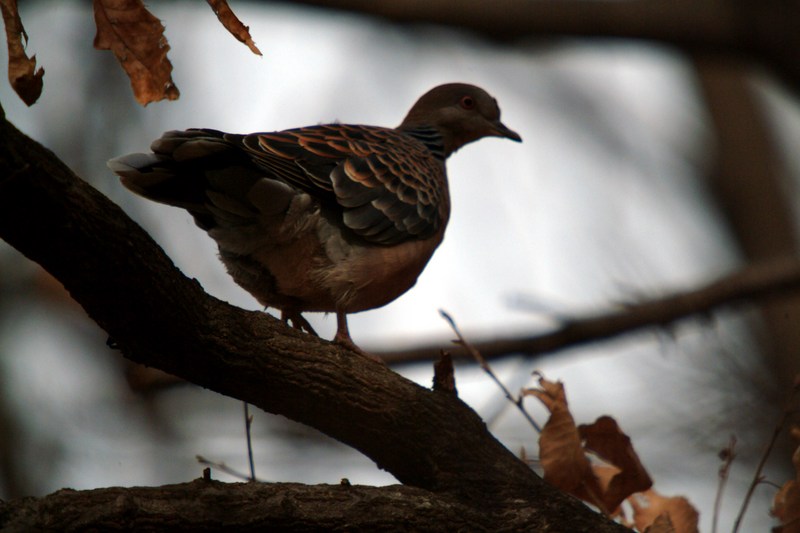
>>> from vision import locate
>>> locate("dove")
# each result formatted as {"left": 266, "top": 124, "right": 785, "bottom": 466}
{"left": 109, "top": 83, "right": 521, "bottom": 352}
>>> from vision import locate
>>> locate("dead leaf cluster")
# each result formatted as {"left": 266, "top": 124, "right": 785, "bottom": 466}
{"left": 1, "top": 0, "right": 260, "bottom": 106}
{"left": 525, "top": 375, "right": 700, "bottom": 533}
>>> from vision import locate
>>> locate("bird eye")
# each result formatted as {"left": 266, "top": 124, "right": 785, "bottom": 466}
{"left": 459, "top": 96, "right": 476, "bottom": 110}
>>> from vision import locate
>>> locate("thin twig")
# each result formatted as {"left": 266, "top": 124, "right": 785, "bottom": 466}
{"left": 440, "top": 310, "right": 541, "bottom": 433}
{"left": 712, "top": 435, "right": 736, "bottom": 533}
{"left": 244, "top": 402, "right": 256, "bottom": 481}
{"left": 732, "top": 376, "right": 800, "bottom": 533}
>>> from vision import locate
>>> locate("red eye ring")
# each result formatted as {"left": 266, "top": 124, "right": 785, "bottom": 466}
{"left": 459, "top": 95, "right": 476, "bottom": 110}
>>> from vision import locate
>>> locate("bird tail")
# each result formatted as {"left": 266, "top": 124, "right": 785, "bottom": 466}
{"left": 109, "top": 129, "right": 261, "bottom": 230}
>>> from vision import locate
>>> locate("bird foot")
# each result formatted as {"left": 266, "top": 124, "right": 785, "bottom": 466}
{"left": 281, "top": 310, "right": 319, "bottom": 337}
{"left": 333, "top": 331, "right": 384, "bottom": 364}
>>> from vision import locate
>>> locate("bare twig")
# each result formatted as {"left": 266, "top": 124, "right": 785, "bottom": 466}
{"left": 243, "top": 402, "right": 256, "bottom": 481}
{"left": 440, "top": 310, "right": 541, "bottom": 433}
{"left": 712, "top": 435, "right": 737, "bottom": 533}
{"left": 732, "top": 376, "right": 800, "bottom": 533}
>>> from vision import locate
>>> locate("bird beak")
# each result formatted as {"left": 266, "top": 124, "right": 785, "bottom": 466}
{"left": 490, "top": 120, "right": 522, "bottom": 142}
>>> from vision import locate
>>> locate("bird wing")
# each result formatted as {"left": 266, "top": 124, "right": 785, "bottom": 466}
{"left": 234, "top": 124, "right": 447, "bottom": 246}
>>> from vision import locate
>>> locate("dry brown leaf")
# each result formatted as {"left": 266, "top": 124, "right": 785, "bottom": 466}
{"left": 524, "top": 375, "right": 568, "bottom": 412}
{"left": 579, "top": 415, "right": 653, "bottom": 511}
{"left": 644, "top": 513, "right": 676, "bottom": 533}
{"left": 592, "top": 464, "right": 628, "bottom": 520}
{"left": 773, "top": 481, "right": 800, "bottom": 533}
{"left": 524, "top": 377, "right": 605, "bottom": 510}
{"left": 772, "top": 428, "right": 800, "bottom": 532}
{"left": 93, "top": 0, "right": 179, "bottom": 106}
{"left": 1, "top": 0, "right": 44, "bottom": 106}
{"left": 629, "top": 489, "right": 699, "bottom": 533}
{"left": 206, "top": 0, "right": 261, "bottom": 56}
{"left": 593, "top": 463, "right": 621, "bottom": 492}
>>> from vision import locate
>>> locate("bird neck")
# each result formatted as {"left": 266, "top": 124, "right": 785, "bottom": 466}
{"left": 400, "top": 126, "right": 447, "bottom": 160}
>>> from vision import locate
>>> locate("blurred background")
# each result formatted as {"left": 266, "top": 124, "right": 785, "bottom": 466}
{"left": 2, "top": 1, "right": 800, "bottom": 530}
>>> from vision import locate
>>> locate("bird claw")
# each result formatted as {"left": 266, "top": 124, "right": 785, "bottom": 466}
{"left": 281, "top": 310, "right": 319, "bottom": 337}
{"left": 333, "top": 331, "right": 384, "bottom": 365}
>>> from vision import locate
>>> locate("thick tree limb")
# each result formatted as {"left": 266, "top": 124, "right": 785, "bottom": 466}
{"left": 0, "top": 480, "right": 499, "bottom": 532}
{"left": 0, "top": 111, "right": 627, "bottom": 528}
{"left": 278, "top": 0, "right": 800, "bottom": 94}
{"left": 0, "top": 477, "right": 634, "bottom": 532}
{"left": 379, "top": 257, "right": 800, "bottom": 364}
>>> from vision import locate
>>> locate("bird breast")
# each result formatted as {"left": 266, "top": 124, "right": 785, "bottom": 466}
{"left": 212, "top": 191, "right": 447, "bottom": 314}
{"left": 314, "top": 221, "right": 446, "bottom": 313}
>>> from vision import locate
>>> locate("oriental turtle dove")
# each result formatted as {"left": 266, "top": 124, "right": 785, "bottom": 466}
{"left": 109, "top": 83, "right": 521, "bottom": 353}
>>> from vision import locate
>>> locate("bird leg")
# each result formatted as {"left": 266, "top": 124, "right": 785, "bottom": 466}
{"left": 333, "top": 311, "right": 384, "bottom": 364}
{"left": 280, "top": 310, "right": 318, "bottom": 337}
{"left": 333, "top": 311, "right": 357, "bottom": 350}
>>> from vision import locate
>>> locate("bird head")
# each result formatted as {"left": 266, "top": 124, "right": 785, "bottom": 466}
{"left": 399, "top": 83, "right": 522, "bottom": 157}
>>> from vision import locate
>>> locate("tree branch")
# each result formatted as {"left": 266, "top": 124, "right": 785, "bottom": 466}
{"left": 379, "top": 257, "right": 800, "bottom": 364}
{"left": 276, "top": 0, "right": 800, "bottom": 94}
{"left": 0, "top": 479, "right": 498, "bottom": 531}
{"left": 0, "top": 112, "right": 626, "bottom": 529}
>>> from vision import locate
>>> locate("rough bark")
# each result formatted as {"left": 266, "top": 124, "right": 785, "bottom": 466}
{"left": 0, "top": 480, "right": 501, "bottom": 532}
{"left": 0, "top": 477, "right": 637, "bottom": 532}
{"left": 0, "top": 109, "right": 628, "bottom": 529}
